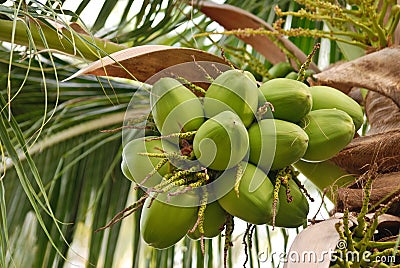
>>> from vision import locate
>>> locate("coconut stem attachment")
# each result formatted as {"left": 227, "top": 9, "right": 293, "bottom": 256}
{"left": 334, "top": 221, "right": 348, "bottom": 260}
{"left": 242, "top": 223, "right": 256, "bottom": 268}
{"left": 170, "top": 73, "right": 207, "bottom": 96}
{"left": 343, "top": 209, "right": 356, "bottom": 252}
{"left": 137, "top": 152, "right": 191, "bottom": 165}
{"left": 199, "top": 190, "right": 209, "bottom": 254}
{"left": 191, "top": 55, "right": 215, "bottom": 83}
{"left": 292, "top": 175, "right": 314, "bottom": 202}
{"left": 256, "top": 101, "right": 274, "bottom": 120}
{"left": 148, "top": 169, "right": 192, "bottom": 194}
{"left": 277, "top": 167, "right": 294, "bottom": 202}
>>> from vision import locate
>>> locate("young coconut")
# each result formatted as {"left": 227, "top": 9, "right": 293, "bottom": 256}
{"left": 122, "top": 136, "right": 176, "bottom": 187}
{"left": 150, "top": 77, "right": 204, "bottom": 135}
{"left": 215, "top": 162, "right": 275, "bottom": 225}
{"left": 268, "top": 62, "right": 295, "bottom": 78}
{"left": 299, "top": 109, "right": 355, "bottom": 162}
{"left": 187, "top": 201, "right": 226, "bottom": 240}
{"left": 121, "top": 157, "right": 133, "bottom": 180}
{"left": 193, "top": 110, "right": 249, "bottom": 171}
{"left": 248, "top": 119, "right": 309, "bottom": 171}
{"left": 259, "top": 78, "right": 312, "bottom": 123}
{"left": 203, "top": 69, "right": 259, "bottom": 127}
{"left": 308, "top": 85, "right": 364, "bottom": 130}
{"left": 140, "top": 192, "right": 199, "bottom": 249}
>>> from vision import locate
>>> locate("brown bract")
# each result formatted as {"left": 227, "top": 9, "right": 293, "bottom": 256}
{"left": 193, "top": 1, "right": 319, "bottom": 72}
{"left": 365, "top": 91, "right": 400, "bottom": 134}
{"left": 67, "top": 45, "right": 227, "bottom": 83}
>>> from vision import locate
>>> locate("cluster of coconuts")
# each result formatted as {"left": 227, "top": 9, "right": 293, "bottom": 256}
{"left": 121, "top": 69, "right": 363, "bottom": 249}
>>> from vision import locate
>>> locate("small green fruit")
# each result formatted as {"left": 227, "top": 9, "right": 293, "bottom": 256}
{"left": 216, "top": 163, "right": 274, "bottom": 225}
{"left": 193, "top": 111, "right": 249, "bottom": 170}
{"left": 309, "top": 85, "right": 364, "bottom": 130}
{"left": 187, "top": 201, "right": 226, "bottom": 240}
{"left": 284, "top": 71, "right": 299, "bottom": 80}
{"left": 122, "top": 136, "right": 175, "bottom": 187}
{"left": 259, "top": 78, "right": 312, "bottom": 123}
{"left": 268, "top": 62, "right": 294, "bottom": 78}
{"left": 248, "top": 119, "right": 309, "bottom": 171}
{"left": 299, "top": 109, "right": 355, "bottom": 162}
{"left": 204, "top": 70, "right": 258, "bottom": 127}
{"left": 151, "top": 77, "right": 204, "bottom": 135}
{"left": 140, "top": 193, "right": 199, "bottom": 249}
{"left": 271, "top": 178, "right": 309, "bottom": 228}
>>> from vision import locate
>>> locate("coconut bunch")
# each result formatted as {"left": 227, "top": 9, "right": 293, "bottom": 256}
{"left": 120, "top": 68, "right": 363, "bottom": 250}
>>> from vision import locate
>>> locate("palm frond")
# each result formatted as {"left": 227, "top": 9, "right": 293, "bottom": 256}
{"left": 0, "top": 46, "right": 142, "bottom": 265}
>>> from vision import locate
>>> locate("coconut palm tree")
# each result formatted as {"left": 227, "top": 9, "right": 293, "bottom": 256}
{"left": 1, "top": 0, "right": 399, "bottom": 267}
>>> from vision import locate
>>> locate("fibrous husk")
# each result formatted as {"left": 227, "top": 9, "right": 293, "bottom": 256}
{"left": 331, "top": 130, "right": 400, "bottom": 175}
{"left": 373, "top": 213, "right": 400, "bottom": 241}
{"left": 365, "top": 91, "right": 400, "bottom": 134}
